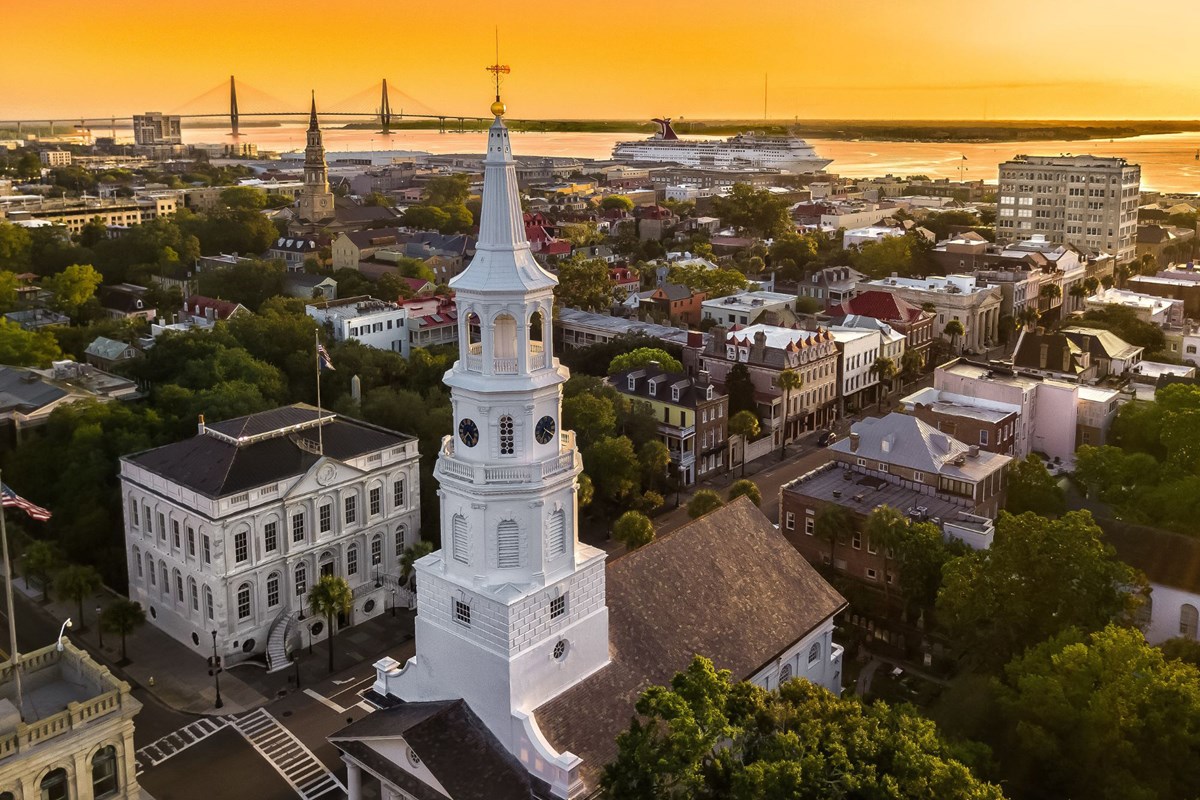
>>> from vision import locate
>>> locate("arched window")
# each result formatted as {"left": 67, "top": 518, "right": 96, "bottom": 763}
{"left": 92, "top": 744, "right": 119, "bottom": 797}
{"left": 189, "top": 578, "right": 198, "bottom": 612}
{"left": 237, "top": 583, "right": 252, "bottom": 620}
{"left": 174, "top": 569, "right": 183, "bottom": 602}
{"left": 1181, "top": 604, "right": 1199, "bottom": 639}
{"left": 204, "top": 585, "right": 214, "bottom": 621}
{"left": 40, "top": 767, "right": 69, "bottom": 800}
{"left": 133, "top": 547, "right": 142, "bottom": 579}
{"left": 2, "top": 790, "right": 16, "bottom": 800}
{"left": 779, "top": 664, "right": 792, "bottom": 682}
{"left": 451, "top": 515, "right": 468, "bottom": 565}
{"left": 295, "top": 563, "right": 307, "bottom": 596}
{"left": 346, "top": 544, "right": 358, "bottom": 576}
{"left": 266, "top": 573, "right": 280, "bottom": 608}
{"left": 546, "top": 510, "right": 566, "bottom": 560}
{"left": 147, "top": 555, "right": 155, "bottom": 586}
{"left": 493, "top": 313, "right": 517, "bottom": 361}
{"left": 808, "top": 642, "right": 822, "bottom": 664}
{"left": 161, "top": 563, "right": 169, "bottom": 595}
{"left": 395, "top": 524, "right": 407, "bottom": 558}
{"left": 529, "top": 309, "right": 544, "bottom": 342}
{"left": 497, "top": 520, "right": 520, "bottom": 568}
{"left": 499, "top": 415, "right": 514, "bottom": 455}
{"left": 371, "top": 535, "right": 383, "bottom": 567}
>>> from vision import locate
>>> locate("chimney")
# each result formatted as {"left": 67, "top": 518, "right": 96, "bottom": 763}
{"left": 197, "top": 413, "right": 206, "bottom": 435}
{"left": 687, "top": 330, "right": 703, "bottom": 348}
{"left": 968, "top": 444, "right": 980, "bottom": 458}
{"left": 849, "top": 431, "right": 860, "bottom": 453}
{"left": 1039, "top": 342, "right": 1049, "bottom": 369}
{"left": 698, "top": 369, "right": 710, "bottom": 385}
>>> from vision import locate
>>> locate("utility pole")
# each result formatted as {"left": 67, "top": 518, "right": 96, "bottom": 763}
{"left": 208, "top": 630, "right": 224, "bottom": 709}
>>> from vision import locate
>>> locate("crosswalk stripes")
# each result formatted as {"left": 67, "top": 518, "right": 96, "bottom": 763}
{"left": 135, "top": 716, "right": 230, "bottom": 774}
{"left": 230, "top": 707, "right": 346, "bottom": 800}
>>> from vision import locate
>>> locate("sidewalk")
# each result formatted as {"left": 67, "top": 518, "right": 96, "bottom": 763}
{"left": 11, "top": 576, "right": 269, "bottom": 716}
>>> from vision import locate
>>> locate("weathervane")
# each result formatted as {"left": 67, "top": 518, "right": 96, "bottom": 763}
{"left": 486, "top": 27, "right": 510, "bottom": 116}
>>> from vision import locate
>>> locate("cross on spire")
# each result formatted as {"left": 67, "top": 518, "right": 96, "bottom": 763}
{"left": 486, "top": 26, "right": 510, "bottom": 110}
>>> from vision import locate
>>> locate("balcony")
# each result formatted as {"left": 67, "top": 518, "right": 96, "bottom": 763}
{"left": 437, "top": 431, "right": 579, "bottom": 486}
{"left": 463, "top": 341, "right": 547, "bottom": 374}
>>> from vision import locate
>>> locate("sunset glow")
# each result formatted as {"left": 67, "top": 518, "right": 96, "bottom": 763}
{"left": 6, "top": 0, "right": 1200, "bottom": 121}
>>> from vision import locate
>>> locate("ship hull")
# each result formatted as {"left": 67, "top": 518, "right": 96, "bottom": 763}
{"left": 612, "top": 138, "right": 831, "bottom": 173}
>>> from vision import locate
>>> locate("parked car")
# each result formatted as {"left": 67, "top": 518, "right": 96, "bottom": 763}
{"left": 817, "top": 430, "right": 838, "bottom": 447}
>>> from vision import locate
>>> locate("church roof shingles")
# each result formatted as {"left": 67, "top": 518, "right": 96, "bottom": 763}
{"left": 533, "top": 496, "right": 846, "bottom": 788}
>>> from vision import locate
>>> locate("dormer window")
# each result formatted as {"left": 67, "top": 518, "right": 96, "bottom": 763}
{"left": 648, "top": 381, "right": 656, "bottom": 397}
{"left": 627, "top": 376, "right": 636, "bottom": 391}
{"left": 671, "top": 386, "right": 680, "bottom": 402}
{"left": 706, "top": 386, "right": 714, "bottom": 401}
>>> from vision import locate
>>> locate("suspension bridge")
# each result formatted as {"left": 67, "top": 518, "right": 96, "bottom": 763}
{"left": 0, "top": 76, "right": 506, "bottom": 136}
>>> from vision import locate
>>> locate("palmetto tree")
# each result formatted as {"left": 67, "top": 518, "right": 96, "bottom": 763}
{"left": 864, "top": 506, "right": 910, "bottom": 607}
{"left": 309, "top": 575, "right": 353, "bottom": 674}
{"left": 943, "top": 319, "right": 965, "bottom": 353}
{"left": 400, "top": 540, "right": 434, "bottom": 591}
{"left": 728, "top": 411, "right": 760, "bottom": 477}
{"left": 776, "top": 369, "right": 803, "bottom": 461}
{"left": 1016, "top": 305, "right": 1041, "bottom": 331}
{"left": 815, "top": 505, "right": 857, "bottom": 569}
{"left": 870, "top": 356, "right": 897, "bottom": 410}
{"left": 101, "top": 599, "right": 145, "bottom": 663}
{"left": 55, "top": 564, "right": 102, "bottom": 632}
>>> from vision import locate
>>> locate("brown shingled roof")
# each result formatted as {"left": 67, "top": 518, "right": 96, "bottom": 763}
{"left": 533, "top": 496, "right": 846, "bottom": 790}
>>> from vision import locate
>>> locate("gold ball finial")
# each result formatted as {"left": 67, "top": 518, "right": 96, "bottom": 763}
{"left": 490, "top": 99, "right": 506, "bottom": 117}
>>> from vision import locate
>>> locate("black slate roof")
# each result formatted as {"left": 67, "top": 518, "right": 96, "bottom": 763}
{"left": 124, "top": 404, "right": 411, "bottom": 498}
{"left": 534, "top": 496, "right": 847, "bottom": 789}
{"left": 331, "top": 700, "right": 534, "bottom": 800}
{"left": 0, "top": 367, "right": 67, "bottom": 413}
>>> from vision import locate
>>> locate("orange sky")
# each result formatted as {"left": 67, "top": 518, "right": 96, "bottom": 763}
{"left": 4, "top": 0, "right": 1199, "bottom": 121}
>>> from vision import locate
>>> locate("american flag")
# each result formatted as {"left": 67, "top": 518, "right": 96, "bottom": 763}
{"left": 1, "top": 483, "right": 51, "bottom": 521}
{"left": 317, "top": 344, "right": 335, "bottom": 371}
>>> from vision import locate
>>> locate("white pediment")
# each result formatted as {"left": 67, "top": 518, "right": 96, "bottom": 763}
{"left": 284, "top": 457, "right": 368, "bottom": 499}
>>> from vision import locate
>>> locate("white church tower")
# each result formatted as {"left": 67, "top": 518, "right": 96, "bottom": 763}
{"left": 372, "top": 92, "right": 609, "bottom": 797}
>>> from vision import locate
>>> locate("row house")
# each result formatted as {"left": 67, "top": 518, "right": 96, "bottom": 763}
{"left": 681, "top": 324, "right": 839, "bottom": 447}
{"left": 780, "top": 413, "right": 1011, "bottom": 587}
{"left": 798, "top": 266, "right": 865, "bottom": 313}
{"left": 611, "top": 366, "right": 728, "bottom": 485}
{"left": 829, "top": 290, "right": 933, "bottom": 366}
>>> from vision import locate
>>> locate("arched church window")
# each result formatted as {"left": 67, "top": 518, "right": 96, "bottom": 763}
{"left": 546, "top": 510, "right": 566, "bottom": 560}
{"left": 497, "top": 520, "right": 520, "bottom": 568}
{"left": 452, "top": 515, "right": 469, "bottom": 565}
{"left": 808, "top": 642, "right": 822, "bottom": 664}
{"left": 40, "top": 767, "right": 69, "bottom": 800}
{"left": 779, "top": 664, "right": 792, "bottom": 682}
{"left": 499, "top": 415, "right": 515, "bottom": 455}
{"left": 494, "top": 313, "right": 518, "bottom": 360}
{"left": 529, "top": 310, "right": 544, "bottom": 343}
{"left": 92, "top": 744, "right": 119, "bottom": 797}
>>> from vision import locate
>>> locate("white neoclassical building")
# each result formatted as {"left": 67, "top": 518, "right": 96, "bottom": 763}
{"left": 120, "top": 404, "right": 420, "bottom": 669}
{"left": 333, "top": 96, "right": 847, "bottom": 800}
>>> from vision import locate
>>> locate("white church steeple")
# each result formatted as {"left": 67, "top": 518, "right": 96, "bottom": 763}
{"left": 372, "top": 88, "right": 609, "bottom": 800}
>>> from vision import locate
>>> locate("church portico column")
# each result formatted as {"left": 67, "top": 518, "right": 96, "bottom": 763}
{"left": 346, "top": 760, "right": 363, "bottom": 800}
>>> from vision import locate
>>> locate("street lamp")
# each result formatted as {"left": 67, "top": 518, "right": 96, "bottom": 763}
{"left": 390, "top": 588, "right": 396, "bottom": 618}
{"left": 291, "top": 651, "right": 301, "bottom": 689}
{"left": 95, "top": 606, "right": 103, "bottom": 648}
{"left": 208, "top": 631, "right": 224, "bottom": 709}
{"left": 56, "top": 618, "right": 72, "bottom": 652}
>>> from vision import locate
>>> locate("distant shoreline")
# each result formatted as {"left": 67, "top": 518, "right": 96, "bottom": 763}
{"left": 335, "top": 118, "right": 1200, "bottom": 143}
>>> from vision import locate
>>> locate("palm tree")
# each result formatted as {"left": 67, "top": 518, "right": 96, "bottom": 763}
{"left": 101, "top": 599, "right": 145, "bottom": 663}
{"left": 814, "top": 505, "right": 856, "bottom": 569}
{"left": 1068, "top": 283, "right": 1088, "bottom": 311}
{"left": 309, "top": 575, "right": 353, "bottom": 674}
{"left": 943, "top": 319, "right": 965, "bottom": 353}
{"left": 21, "top": 540, "right": 60, "bottom": 603}
{"left": 55, "top": 564, "right": 102, "bottom": 632}
{"left": 864, "top": 506, "right": 909, "bottom": 608}
{"left": 1082, "top": 276, "right": 1100, "bottom": 295}
{"left": 728, "top": 410, "right": 760, "bottom": 477}
{"left": 400, "top": 540, "right": 434, "bottom": 592}
{"left": 776, "top": 369, "right": 803, "bottom": 461}
{"left": 869, "top": 356, "right": 897, "bottom": 410}
{"left": 899, "top": 349, "right": 924, "bottom": 386}
{"left": 1016, "top": 305, "right": 1041, "bottom": 331}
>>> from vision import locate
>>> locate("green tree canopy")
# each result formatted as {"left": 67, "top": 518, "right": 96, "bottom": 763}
{"left": 44, "top": 263, "right": 102, "bottom": 318}
{"left": 1004, "top": 454, "right": 1066, "bottom": 516}
{"left": 55, "top": 564, "right": 102, "bottom": 631}
{"left": 0, "top": 221, "right": 33, "bottom": 270}
{"left": 600, "top": 195, "right": 634, "bottom": 212}
{"left": 583, "top": 435, "right": 641, "bottom": 508}
{"left": 101, "top": 599, "right": 145, "bottom": 662}
{"left": 666, "top": 262, "right": 748, "bottom": 299}
{"left": 725, "top": 363, "right": 757, "bottom": 417}
{"left": 554, "top": 254, "right": 613, "bottom": 312}
{"left": 601, "top": 655, "right": 1004, "bottom": 800}
{"left": 937, "top": 511, "right": 1145, "bottom": 672}
{"left": 686, "top": 489, "right": 724, "bottom": 519}
{"left": 995, "top": 624, "right": 1200, "bottom": 800}
{"left": 607, "top": 347, "right": 683, "bottom": 375}
{"left": 612, "top": 510, "right": 655, "bottom": 550}
{"left": 727, "top": 479, "right": 761, "bottom": 506}
{"left": 219, "top": 185, "right": 268, "bottom": 210}
{"left": 309, "top": 574, "right": 354, "bottom": 673}
{"left": 710, "top": 183, "right": 793, "bottom": 239}
{"left": 563, "top": 392, "right": 618, "bottom": 450}
{"left": 852, "top": 234, "right": 918, "bottom": 279}
{"left": 0, "top": 318, "right": 64, "bottom": 367}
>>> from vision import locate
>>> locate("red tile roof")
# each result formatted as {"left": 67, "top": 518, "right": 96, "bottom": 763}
{"left": 839, "top": 290, "right": 926, "bottom": 323}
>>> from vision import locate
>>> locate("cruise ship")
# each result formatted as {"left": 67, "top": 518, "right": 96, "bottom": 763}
{"left": 612, "top": 118, "right": 832, "bottom": 173}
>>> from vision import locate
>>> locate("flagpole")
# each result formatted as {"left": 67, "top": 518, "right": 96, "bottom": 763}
{"left": 0, "top": 468, "right": 27, "bottom": 722}
{"left": 315, "top": 331, "right": 324, "bottom": 456}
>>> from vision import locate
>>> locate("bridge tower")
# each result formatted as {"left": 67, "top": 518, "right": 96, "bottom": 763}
{"left": 378, "top": 79, "right": 392, "bottom": 134}
{"left": 229, "top": 75, "right": 240, "bottom": 138}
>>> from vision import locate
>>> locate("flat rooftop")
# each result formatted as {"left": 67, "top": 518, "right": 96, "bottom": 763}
{"left": 783, "top": 461, "right": 973, "bottom": 523}
{"left": 1, "top": 642, "right": 134, "bottom": 737}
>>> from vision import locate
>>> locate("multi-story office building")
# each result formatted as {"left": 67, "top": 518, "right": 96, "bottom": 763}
{"left": 997, "top": 155, "right": 1140, "bottom": 264}
{"left": 120, "top": 404, "right": 420, "bottom": 670}
{"left": 132, "top": 112, "right": 182, "bottom": 146}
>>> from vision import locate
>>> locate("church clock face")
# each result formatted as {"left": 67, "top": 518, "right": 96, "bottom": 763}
{"left": 535, "top": 415, "right": 556, "bottom": 445}
{"left": 458, "top": 418, "right": 479, "bottom": 447}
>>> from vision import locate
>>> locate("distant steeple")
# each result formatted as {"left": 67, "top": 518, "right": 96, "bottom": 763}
{"left": 297, "top": 91, "right": 333, "bottom": 224}
{"left": 308, "top": 90, "right": 319, "bottom": 131}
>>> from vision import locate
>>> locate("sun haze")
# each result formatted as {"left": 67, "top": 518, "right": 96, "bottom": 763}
{"left": 4, "top": 0, "right": 1198, "bottom": 120}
